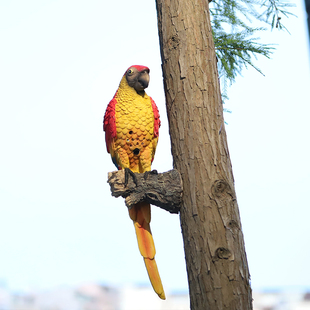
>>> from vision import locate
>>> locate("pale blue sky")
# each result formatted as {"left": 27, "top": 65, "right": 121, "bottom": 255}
{"left": 0, "top": 0, "right": 309, "bottom": 294}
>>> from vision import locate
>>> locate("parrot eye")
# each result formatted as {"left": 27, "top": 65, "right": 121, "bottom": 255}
{"left": 128, "top": 69, "right": 134, "bottom": 75}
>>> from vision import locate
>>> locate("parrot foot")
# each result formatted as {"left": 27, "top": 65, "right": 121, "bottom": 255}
{"left": 124, "top": 168, "right": 138, "bottom": 187}
{"left": 143, "top": 169, "right": 158, "bottom": 180}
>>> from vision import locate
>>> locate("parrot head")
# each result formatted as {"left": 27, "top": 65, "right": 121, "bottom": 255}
{"left": 125, "top": 65, "right": 150, "bottom": 94}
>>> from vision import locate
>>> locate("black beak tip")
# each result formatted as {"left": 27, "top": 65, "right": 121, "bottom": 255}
{"left": 139, "top": 79, "right": 149, "bottom": 89}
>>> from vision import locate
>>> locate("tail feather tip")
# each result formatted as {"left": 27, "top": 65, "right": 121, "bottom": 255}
{"left": 158, "top": 291, "right": 166, "bottom": 300}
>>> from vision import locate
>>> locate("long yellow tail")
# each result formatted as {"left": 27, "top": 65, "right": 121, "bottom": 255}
{"left": 128, "top": 201, "right": 166, "bottom": 300}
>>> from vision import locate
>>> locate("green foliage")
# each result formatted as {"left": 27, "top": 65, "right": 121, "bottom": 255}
{"left": 259, "top": 0, "right": 296, "bottom": 31}
{"left": 209, "top": 0, "right": 295, "bottom": 98}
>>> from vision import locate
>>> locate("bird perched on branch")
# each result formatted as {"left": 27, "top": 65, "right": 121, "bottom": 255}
{"left": 103, "top": 65, "right": 165, "bottom": 299}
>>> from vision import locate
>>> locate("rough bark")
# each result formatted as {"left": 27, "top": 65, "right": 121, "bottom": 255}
{"left": 107, "top": 169, "right": 183, "bottom": 213}
{"left": 155, "top": 0, "right": 253, "bottom": 309}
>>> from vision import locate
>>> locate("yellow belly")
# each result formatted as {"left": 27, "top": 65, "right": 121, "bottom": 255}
{"left": 114, "top": 79, "right": 155, "bottom": 172}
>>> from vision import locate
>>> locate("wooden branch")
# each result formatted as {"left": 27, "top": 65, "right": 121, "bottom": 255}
{"left": 107, "top": 169, "right": 183, "bottom": 214}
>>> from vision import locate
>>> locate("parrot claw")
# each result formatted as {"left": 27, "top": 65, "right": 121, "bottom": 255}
{"left": 143, "top": 169, "right": 158, "bottom": 180}
{"left": 124, "top": 168, "right": 138, "bottom": 187}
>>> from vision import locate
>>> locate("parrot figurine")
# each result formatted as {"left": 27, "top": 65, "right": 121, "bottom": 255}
{"left": 103, "top": 65, "right": 165, "bottom": 300}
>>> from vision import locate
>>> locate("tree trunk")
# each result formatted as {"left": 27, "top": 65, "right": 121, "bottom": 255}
{"left": 155, "top": 0, "right": 253, "bottom": 309}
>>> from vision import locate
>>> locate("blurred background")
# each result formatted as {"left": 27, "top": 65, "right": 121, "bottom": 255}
{"left": 0, "top": 0, "right": 309, "bottom": 309}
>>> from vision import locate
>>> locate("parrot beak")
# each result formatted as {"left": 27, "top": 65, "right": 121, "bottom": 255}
{"left": 136, "top": 71, "right": 150, "bottom": 91}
